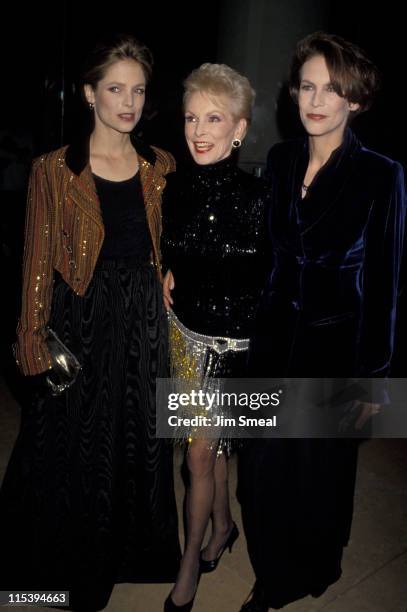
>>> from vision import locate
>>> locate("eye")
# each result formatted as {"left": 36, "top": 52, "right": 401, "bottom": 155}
{"left": 300, "top": 83, "right": 313, "bottom": 91}
{"left": 208, "top": 115, "right": 221, "bottom": 122}
{"left": 184, "top": 114, "right": 196, "bottom": 123}
{"left": 325, "top": 83, "right": 335, "bottom": 93}
{"left": 134, "top": 87, "right": 145, "bottom": 95}
{"left": 108, "top": 86, "right": 120, "bottom": 93}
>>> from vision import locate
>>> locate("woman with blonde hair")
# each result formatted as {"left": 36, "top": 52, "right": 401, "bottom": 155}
{"left": 162, "top": 62, "right": 268, "bottom": 611}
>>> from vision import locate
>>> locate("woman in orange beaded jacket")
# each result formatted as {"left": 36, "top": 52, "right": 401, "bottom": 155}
{"left": 0, "top": 33, "right": 180, "bottom": 611}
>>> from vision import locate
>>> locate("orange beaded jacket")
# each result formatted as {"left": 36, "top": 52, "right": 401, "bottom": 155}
{"left": 15, "top": 135, "right": 174, "bottom": 375}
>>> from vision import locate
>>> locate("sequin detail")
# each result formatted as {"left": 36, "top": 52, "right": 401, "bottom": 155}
{"left": 15, "top": 145, "right": 174, "bottom": 375}
{"left": 162, "top": 155, "right": 268, "bottom": 338}
{"left": 168, "top": 309, "right": 248, "bottom": 454}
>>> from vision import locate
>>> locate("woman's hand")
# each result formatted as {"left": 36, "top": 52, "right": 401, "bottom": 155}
{"left": 23, "top": 370, "right": 53, "bottom": 401}
{"left": 354, "top": 401, "right": 381, "bottom": 430}
{"left": 163, "top": 270, "right": 175, "bottom": 311}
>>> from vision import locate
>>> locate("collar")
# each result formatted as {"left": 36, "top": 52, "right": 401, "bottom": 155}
{"left": 64, "top": 132, "right": 157, "bottom": 176}
{"left": 294, "top": 127, "right": 362, "bottom": 235}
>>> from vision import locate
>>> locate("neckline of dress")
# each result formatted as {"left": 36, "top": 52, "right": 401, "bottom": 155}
{"left": 192, "top": 154, "right": 237, "bottom": 176}
{"left": 92, "top": 170, "right": 140, "bottom": 184}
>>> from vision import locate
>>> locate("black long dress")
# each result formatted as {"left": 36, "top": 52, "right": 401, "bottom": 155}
{"left": 238, "top": 129, "right": 406, "bottom": 607}
{"left": 0, "top": 172, "right": 180, "bottom": 611}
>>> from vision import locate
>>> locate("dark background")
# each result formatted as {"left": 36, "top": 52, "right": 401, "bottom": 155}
{"left": 1, "top": 1, "right": 405, "bottom": 160}
{"left": 1, "top": 0, "right": 406, "bottom": 372}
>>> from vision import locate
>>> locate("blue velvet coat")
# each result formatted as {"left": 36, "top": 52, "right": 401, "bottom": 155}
{"left": 238, "top": 129, "right": 406, "bottom": 608}
{"left": 249, "top": 128, "right": 406, "bottom": 378}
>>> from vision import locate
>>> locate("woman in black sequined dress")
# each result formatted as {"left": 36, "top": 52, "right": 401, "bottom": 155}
{"left": 161, "top": 64, "right": 268, "bottom": 611}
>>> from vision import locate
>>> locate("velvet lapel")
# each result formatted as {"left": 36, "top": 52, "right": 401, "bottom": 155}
{"left": 295, "top": 128, "right": 362, "bottom": 235}
{"left": 64, "top": 138, "right": 101, "bottom": 227}
{"left": 64, "top": 133, "right": 159, "bottom": 225}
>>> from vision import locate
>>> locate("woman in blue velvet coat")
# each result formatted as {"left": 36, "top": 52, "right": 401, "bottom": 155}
{"left": 238, "top": 32, "right": 406, "bottom": 611}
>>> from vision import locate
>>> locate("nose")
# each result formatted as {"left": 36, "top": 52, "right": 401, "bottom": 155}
{"left": 123, "top": 91, "right": 134, "bottom": 107}
{"left": 311, "top": 88, "right": 325, "bottom": 107}
{"left": 193, "top": 120, "right": 207, "bottom": 137}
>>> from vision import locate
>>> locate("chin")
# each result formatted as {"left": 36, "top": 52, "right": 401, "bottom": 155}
{"left": 306, "top": 130, "right": 327, "bottom": 137}
{"left": 302, "top": 122, "right": 326, "bottom": 135}
{"left": 191, "top": 153, "right": 217, "bottom": 165}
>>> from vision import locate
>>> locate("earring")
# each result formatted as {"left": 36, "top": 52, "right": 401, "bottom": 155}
{"left": 89, "top": 102, "right": 94, "bottom": 110}
{"left": 232, "top": 138, "right": 241, "bottom": 148}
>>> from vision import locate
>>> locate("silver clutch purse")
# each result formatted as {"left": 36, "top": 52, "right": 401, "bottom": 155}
{"left": 45, "top": 327, "right": 81, "bottom": 396}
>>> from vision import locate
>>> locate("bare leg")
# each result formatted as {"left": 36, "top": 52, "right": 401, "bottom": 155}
{"left": 200, "top": 451, "right": 234, "bottom": 561}
{"left": 170, "top": 439, "right": 217, "bottom": 605}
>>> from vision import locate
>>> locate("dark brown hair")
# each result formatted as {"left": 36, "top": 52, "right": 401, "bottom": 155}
{"left": 289, "top": 31, "right": 380, "bottom": 113}
{"left": 80, "top": 33, "right": 153, "bottom": 91}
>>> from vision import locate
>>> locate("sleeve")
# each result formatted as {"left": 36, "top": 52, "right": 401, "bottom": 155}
{"left": 14, "top": 156, "right": 55, "bottom": 375}
{"left": 160, "top": 170, "right": 178, "bottom": 276}
{"left": 265, "top": 144, "right": 278, "bottom": 182}
{"left": 356, "top": 161, "right": 406, "bottom": 384}
{"left": 253, "top": 178, "right": 273, "bottom": 285}
{"left": 165, "top": 151, "right": 176, "bottom": 174}
{"left": 153, "top": 146, "right": 176, "bottom": 175}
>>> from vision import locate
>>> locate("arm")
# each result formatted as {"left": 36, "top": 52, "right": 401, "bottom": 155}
{"left": 148, "top": 148, "right": 176, "bottom": 282}
{"left": 351, "top": 162, "right": 405, "bottom": 420}
{"left": 14, "top": 156, "right": 55, "bottom": 375}
{"left": 160, "top": 163, "right": 178, "bottom": 308}
{"left": 357, "top": 161, "right": 406, "bottom": 381}
{"left": 162, "top": 269, "right": 175, "bottom": 311}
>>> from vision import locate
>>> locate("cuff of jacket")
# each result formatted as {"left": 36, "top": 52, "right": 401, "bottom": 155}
{"left": 13, "top": 333, "right": 53, "bottom": 376}
{"left": 355, "top": 378, "right": 390, "bottom": 405}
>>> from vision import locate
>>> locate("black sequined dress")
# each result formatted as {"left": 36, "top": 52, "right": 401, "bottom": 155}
{"left": 163, "top": 155, "right": 267, "bottom": 338}
{"left": 162, "top": 154, "right": 267, "bottom": 384}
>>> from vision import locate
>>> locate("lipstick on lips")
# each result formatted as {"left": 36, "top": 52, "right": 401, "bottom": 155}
{"left": 193, "top": 141, "right": 214, "bottom": 154}
{"left": 118, "top": 113, "right": 135, "bottom": 122}
{"left": 306, "top": 113, "right": 327, "bottom": 121}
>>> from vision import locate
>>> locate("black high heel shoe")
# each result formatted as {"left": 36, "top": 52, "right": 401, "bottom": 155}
{"left": 239, "top": 582, "right": 268, "bottom": 612}
{"left": 199, "top": 522, "right": 239, "bottom": 573}
{"left": 164, "top": 570, "right": 201, "bottom": 611}
{"left": 163, "top": 593, "right": 195, "bottom": 612}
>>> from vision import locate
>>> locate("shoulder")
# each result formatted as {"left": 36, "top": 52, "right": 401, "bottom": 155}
{"left": 129, "top": 135, "right": 175, "bottom": 174}
{"left": 161, "top": 169, "right": 178, "bottom": 197}
{"left": 29, "top": 146, "right": 70, "bottom": 186}
{"left": 151, "top": 145, "right": 176, "bottom": 174}
{"left": 356, "top": 147, "right": 406, "bottom": 197}
{"left": 358, "top": 146, "right": 404, "bottom": 176}
{"left": 234, "top": 166, "right": 270, "bottom": 199}
{"left": 31, "top": 145, "right": 69, "bottom": 171}
{"left": 266, "top": 139, "right": 303, "bottom": 172}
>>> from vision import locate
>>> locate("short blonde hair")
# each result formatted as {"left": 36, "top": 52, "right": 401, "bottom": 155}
{"left": 183, "top": 63, "right": 255, "bottom": 123}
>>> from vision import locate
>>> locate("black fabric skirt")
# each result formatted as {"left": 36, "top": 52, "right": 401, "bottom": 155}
{"left": 238, "top": 296, "right": 361, "bottom": 607}
{"left": 0, "top": 259, "right": 181, "bottom": 611}
{"left": 237, "top": 437, "right": 358, "bottom": 608}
